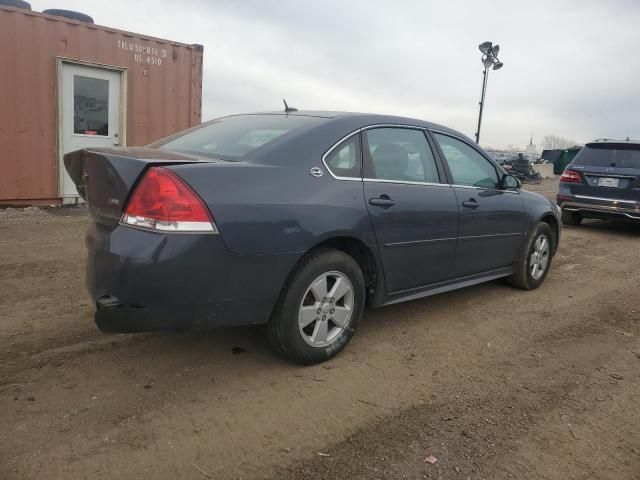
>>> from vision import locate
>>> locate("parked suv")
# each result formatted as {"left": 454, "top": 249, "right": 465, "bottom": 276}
{"left": 557, "top": 139, "right": 640, "bottom": 224}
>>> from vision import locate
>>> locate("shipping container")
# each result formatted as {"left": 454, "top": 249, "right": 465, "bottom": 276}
{"left": 0, "top": 5, "right": 203, "bottom": 205}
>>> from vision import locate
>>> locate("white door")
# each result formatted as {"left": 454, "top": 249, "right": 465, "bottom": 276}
{"left": 59, "top": 63, "right": 124, "bottom": 202}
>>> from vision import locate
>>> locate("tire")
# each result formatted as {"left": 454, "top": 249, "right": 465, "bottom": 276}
{"left": 507, "top": 222, "right": 554, "bottom": 290}
{"left": 266, "top": 249, "right": 365, "bottom": 365}
{"left": 0, "top": 0, "right": 31, "bottom": 9}
{"left": 561, "top": 210, "right": 582, "bottom": 226}
{"left": 42, "top": 9, "right": 94, "bottom": 23}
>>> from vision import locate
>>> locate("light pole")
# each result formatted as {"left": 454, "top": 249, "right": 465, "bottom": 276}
{"left": 475, "top": 41, "right": 503, "bottom": 144}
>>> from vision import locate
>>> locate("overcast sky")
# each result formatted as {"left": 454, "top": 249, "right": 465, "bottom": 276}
{"left": 31, "top": 0, "right": 640, "bottom": 149}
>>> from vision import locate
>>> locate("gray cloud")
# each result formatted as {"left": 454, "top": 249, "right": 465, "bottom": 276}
{"left": 31, "top": 0, "right": 640, "bottom": 148}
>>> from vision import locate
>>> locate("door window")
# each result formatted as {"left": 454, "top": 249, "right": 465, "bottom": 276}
{"left": 433, "top": 133, "right": 500, "bottom": 188}
{"left": 364, "top": 128, "right": 439, "bottom": 183}
{"left": 73, "top": 75, "right": 109, "bottom": 136}
{"left": 324, "top": 135, "right": 361, "bottom": 178}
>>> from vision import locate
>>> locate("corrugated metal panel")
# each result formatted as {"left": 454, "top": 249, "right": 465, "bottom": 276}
{"left": 0, "top": 6, "right": 203, "bottom": 202}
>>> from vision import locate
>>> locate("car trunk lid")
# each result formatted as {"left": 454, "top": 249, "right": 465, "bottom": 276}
{"left": 64, "top": 147, "right": 215, "bottom": 226}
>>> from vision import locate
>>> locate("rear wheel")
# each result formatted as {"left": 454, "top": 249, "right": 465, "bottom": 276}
{"left": 267, "top": 249, "right": 365, "bottom": 365}
{"left": 507, "top": 222, "right": 554, "bottom": 290}
{"left": 561, "top": 210, "right": 582, "bottom": 225}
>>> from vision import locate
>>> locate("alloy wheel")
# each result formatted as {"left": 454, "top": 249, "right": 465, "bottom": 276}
{"left": 298, "top": 271, "right": 354, "bottom": 347}
{"left": 529, "top": 234, "right": 550, "bottom": 280}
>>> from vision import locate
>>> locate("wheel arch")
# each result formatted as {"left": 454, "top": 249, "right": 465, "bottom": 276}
{"left": 286, "top": 236, "right": 380, "bottom": 308}
{"left": 539, "top": 214, "right": 560, "bottom": 254}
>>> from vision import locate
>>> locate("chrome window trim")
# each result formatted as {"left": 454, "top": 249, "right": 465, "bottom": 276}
{"left": 450, "top": 183, "right": 519, "bottom": 194}
{"left": 361, "top": 124, "right": 427, "bottom": 131}
{"left": 321, "top": 128, "right": 364, "bottom": 181}
{"left": 450, "top": 184, "right": 483, "bottom": 190}
{"left": 322, "top": 124, "right": 429, "bottom": 181}
{"left": 322, "top": 124, "right": 519, "bottom": 195}
{"left": 363, "top": 178, "right": 449, "bottom": 188}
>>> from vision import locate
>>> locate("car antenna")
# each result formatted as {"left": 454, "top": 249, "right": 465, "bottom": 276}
{"left": 283, "top": 99, "right": 298, "bottom": 113}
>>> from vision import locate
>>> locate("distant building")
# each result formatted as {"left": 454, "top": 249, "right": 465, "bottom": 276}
{"left": 525, "top": 136, "right": 537, "bottom": 155}
{"left": 0, "top": 5, "right": 203, "bottom": 206}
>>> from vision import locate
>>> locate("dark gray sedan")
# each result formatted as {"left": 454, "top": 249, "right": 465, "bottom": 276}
{"left": 65, "top": 111, "right": 561, "bottom": 364}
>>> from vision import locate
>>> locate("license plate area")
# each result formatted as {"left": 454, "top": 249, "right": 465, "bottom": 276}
{"left": 598, "top": 177, "right": 620, "bottom": 188}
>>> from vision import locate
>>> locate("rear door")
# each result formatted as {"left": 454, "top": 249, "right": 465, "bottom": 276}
{"left": 568, "top": 143, "right": 640, "bottom": 203}
{"left": 362, "top": 127, "right": 459, "bottom": 292}
{"left": 431, "top": 132, "right": 525, "bottom": 278}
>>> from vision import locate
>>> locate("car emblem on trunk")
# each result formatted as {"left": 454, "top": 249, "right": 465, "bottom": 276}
{"left": 310, "top": 167, "right": 324, "bottom": 177}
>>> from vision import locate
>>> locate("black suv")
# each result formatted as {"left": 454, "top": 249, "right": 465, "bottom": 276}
{"left": 557, "top": 139, "right": 640, "bottom": 224}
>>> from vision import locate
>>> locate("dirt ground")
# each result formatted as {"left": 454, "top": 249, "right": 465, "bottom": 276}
{"left": 1, "top": 178, "right": 639, "bottom": 480}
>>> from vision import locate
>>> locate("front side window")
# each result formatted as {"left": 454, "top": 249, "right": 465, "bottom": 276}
{"left": 325, "top": 135, "right": 361, "bottom": 178}
{"left": 433, "top": 133, "right": 500, "bottom": 188}
{"left": 364, "top": 128, "right": 440, "bottom": 183}
{"left": 74, "top": 76, "right": 109, "bottom": 136}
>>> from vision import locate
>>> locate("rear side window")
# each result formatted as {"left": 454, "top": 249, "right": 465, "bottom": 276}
{"left": 575, "top": 145, "right": 640, "bottom": 169}
{"left": 364, "top": 128, "right": 440, "bottom": 183}
{"left": 325, "top": 135, "right": 361, "bottom": 178}
{"left": 153, "top": 114, "right": 323, "bottom": 160}
{"left": 433, "top": 133, "right": 500, "bottom": 188}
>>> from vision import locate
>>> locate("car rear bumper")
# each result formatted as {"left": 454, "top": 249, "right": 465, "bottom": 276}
{"left": 94, "top": 296, "right": 254, "bottom": 333}
{"left": 557, "top": 195, "right": 640, "bottom": 222}
{"left": 86, "top": 223, "right": 300, "bottom": 332}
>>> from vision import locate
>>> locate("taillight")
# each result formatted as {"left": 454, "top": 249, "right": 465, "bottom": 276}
{"left": 121, "top": 167, "right": 218, "bottom": 233}
{"left": 560, "top": 169, "right": 582, "bottom": 183}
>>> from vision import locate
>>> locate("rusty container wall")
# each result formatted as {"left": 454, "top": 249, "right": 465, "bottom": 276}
{"left": 0, "top": 6, "right": 203, "bottom": 204}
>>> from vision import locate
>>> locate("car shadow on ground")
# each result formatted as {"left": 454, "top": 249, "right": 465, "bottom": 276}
{"left": 151, "top": 278, "right": 507, "bottom": 369}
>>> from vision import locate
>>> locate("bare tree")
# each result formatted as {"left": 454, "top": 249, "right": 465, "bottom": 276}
{"left": 543, "top": 135, "right": 576, "bottom": 150}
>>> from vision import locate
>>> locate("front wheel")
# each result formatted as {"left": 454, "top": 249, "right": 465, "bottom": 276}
{"left": 507, "top": 222, "right": 555, "bottom": 290}
{"left": 266, "top": 249, "right": 366, "bottom": 364}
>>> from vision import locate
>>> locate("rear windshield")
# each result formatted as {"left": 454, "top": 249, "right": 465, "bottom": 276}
{"left": 575, "top": 144, "right": 640, "bottom": 169}
{"left": 153, "top": 114, "right": 323, "bottom": 160}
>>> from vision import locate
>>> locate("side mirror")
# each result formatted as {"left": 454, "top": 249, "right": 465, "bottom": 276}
{"left": 502, "top": 173, "right": 520, "bottom": 190}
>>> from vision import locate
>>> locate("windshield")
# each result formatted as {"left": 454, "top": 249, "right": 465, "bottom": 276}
{"left": 575, "top": 144, "right": 640, "bottom": 169}
{"left": 153, "top": 114, "right": 324, "bottom": 160}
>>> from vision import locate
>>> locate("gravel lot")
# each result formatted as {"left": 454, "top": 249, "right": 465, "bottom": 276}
{"left": 1, "top": 178, "right": 639, "bottom": 480}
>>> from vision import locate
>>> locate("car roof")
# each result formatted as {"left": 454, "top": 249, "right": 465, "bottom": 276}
{"left": 587, "top": 138, "right": 640, "bottom": 147}
{"left": 240, "top": 110, "right": 470, "bottom": 142}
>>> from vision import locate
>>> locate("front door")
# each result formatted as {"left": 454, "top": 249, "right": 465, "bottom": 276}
{"left": 363, "top": 127, "right": 459, "bottom": 292}
{"left": 59, "top": 62, "right": 124, "bottom": 202}
{"left": 432, "top": 132, "right": 525, "bottom": 278}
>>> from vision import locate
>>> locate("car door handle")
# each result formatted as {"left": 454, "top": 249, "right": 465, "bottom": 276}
{"left": 369, "top": 196, "right": 395, "bottom": 207}
{"left": 461, "top": 199, "right": 479, "bottom": 209}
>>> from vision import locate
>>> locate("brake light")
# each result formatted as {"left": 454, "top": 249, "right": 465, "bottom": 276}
{"left": 121, "top": 167, "right": 218, "bottom": 233}
{"left": 560, "top": 169, "right": 582, "bottom": 183}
